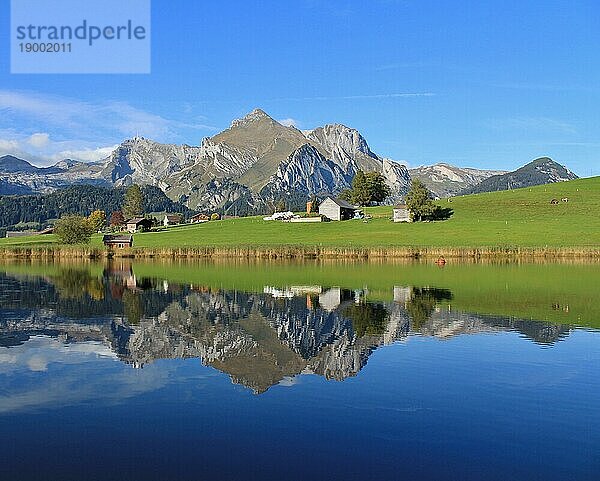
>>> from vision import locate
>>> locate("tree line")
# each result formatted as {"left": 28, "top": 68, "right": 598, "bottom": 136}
{"left": 0, "top": 184, "right": 192, "bottom": 230}
{"left": 54, "top": 185, "right": 179, "bottom": 244}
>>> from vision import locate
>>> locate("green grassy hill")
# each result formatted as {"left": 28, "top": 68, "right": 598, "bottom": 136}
{"left": 2, "top": 176, "right": 599, "bottom": 249}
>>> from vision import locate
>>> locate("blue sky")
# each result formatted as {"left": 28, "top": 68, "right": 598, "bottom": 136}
{"left": 0, "top": 0, "right": 599, "bottom": 175}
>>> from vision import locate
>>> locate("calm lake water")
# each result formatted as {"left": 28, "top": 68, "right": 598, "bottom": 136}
{"left": 0, "top": 259, "right": 599, "bottom": 481}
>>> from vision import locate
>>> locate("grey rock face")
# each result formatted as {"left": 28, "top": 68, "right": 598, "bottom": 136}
{"left": 260, "top": 144, "right": 352, "bottom": 201}
{"left": 305, "top": 124, "right": 379, "bottom": 172}
{"left": 1, "top": 111, "right": 578, "bottom": 210}
{"left": 0, "top": 154, "right": 108, "bottom": 195}
{"left": 0, "top": 110, "right": 413, "bottom": 208}
{"left": 410, "top": 163, "right": 507, "bottom": 198}
{"left": 100, "top": 137, "right": 201, "bottom": 187}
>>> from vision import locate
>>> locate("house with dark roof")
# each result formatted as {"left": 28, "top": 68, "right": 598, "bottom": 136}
{"left": 103, "top": 235, "right": 133, "bottom": 249}
{"left": 163, "top": 214, "right": 183, "bottom": 227}
{"left": 318, "top": 196, "right": 358, "bottom": 221}
{"left": 126, "top": 217, "right": 152, "bottom": 233}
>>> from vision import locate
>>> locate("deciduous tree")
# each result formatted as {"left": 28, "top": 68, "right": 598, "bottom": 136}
{"left": 405, "top": 179, "right": 453, "bottom": 222}
{"left": 405, "top": 179, "right": 434, "bottom": 221}
{"left": 364, "top": 171, "right": 391, "bottom": 203}
{"left": 87, "top": 210, "right": 106, "bottom": 232}
{"left": 348, "top": 170, "right": 391, "bottom": 206}
{"left": 110, "top": 210, "right": 125, "bottom": 226}
{"left": 350, "top": 170, "right": 370, "bottom": 205}
{"left": 54, "top": 215, "right": 94, "bottom": 244}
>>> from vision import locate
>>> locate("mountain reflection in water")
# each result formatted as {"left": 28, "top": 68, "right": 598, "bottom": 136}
{"left": 0, "top": 263, "right": 572, "bottom": 394}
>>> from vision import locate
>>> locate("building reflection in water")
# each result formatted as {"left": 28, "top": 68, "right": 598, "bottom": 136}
{"left": 0, "top": 263, "right": 573, "bottom": 393}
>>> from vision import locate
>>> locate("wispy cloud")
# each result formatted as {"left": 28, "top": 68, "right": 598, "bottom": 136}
{"left": 0, "top": 89, "right": 215, "bottom": 164}
{"left": 0, "top": 138, "right": 21, "bottom": 153}
{"left": 0, "top": 128, "right": 119, "bottom": 165}
{"left": 0, "top": 90, "right": 215, "bottom": 139}
{"left": 50, "top": 145, "right": 120, "bottom": 163}
{"left": 490, "top": 82, "right": 594, "bottom": 93}
{"left": 486, "top": 116, "right": 577, "bottom": 135}
{"left": 268, "top": 92, "right": 435, "bottom": 102}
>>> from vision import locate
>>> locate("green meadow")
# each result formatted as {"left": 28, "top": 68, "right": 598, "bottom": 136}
{"left": 2, "top": 176, "right": 599, "bottom": 250}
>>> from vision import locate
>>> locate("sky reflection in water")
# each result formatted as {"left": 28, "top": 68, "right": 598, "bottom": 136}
{"left": 0, "top": 261, "right": 599, "bottom": 481}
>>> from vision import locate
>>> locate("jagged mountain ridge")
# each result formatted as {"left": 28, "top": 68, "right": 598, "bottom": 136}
{"left": 162, "top": 109, "right": 412, "bottom": 210}
{"left": 461, "top": 157, "right": 578, "bottom": 195}
{"left": 0, "top": 154, "right": 108, "bottom": 195}
{"left": 0, "top": 110, "right": 578, "bottom": 208}
{"left": 409, "top": 163, "right": 507, "bottom": 198}
{"left": 0, "top": 109, "right": 411, "bottom": 209}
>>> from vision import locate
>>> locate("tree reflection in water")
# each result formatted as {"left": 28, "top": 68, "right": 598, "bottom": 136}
{"left": 0, "top": 264, "right": 574, "bottom": 393}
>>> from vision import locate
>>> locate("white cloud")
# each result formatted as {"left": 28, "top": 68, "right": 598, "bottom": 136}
{"left": 0, "top": 137, "right": 45, "bottom": 162}
{"left": 277, "top": 376, "right": 300, "bottom": 387}
{"left": 27, "top": 132, "right": 50, "bottom": 148}
{"left": 0, "top": 89, "right": 215, "bottom": 153}
{"left": 0, "top": 89, "right": 218, "bottom": 165}
{"left": 26, "top": 355, "right": 49, "bottom": 372}
{"left": 0, "top": 138, "right": 21, "bottom": 152}
{"left": 0, "top": 335, "right": 214, "bottom": 414}
{"left": 51, "top": 145, "right": 118, "bottom": 162}
{"left": 278, "top": 118, "right": 300, "bottom": 128}
{"left": 0, "top": 129, "right": 117, "bottom": 165}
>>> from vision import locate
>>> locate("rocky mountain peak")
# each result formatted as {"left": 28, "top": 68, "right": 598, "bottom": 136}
{"left": 52, "top": 159, "right": 84, "bottom": 170}
{"left": 305, "top": 123, "right": 377, "bottom": 160}
{"left": 531, "top": 156, "right": 553, "bottom": 165}
{"left": 520, "top": 157, "right": 575, "bottom": 177}
{"left": 0, "top": 155, "right": 38, "bottom": 173}
{"left": 0, "top": 108, "right": 581, "bottom": 207}
{"left": 230, "top": 108, "right": 276, "bottom": 128}
{"left": 409, "top": 163, "right": 508, "bottom": 198}
{"left": 526, "top": 157, "right": 578, "bottom": 182}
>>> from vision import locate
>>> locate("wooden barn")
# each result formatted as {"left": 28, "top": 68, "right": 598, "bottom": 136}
{"left": 5, "top": 227, "right": 54, "bottom": 238}
{"left": 393, "top": 206, "right": 412, "bottom": 223}
{"left": 318, "top": 197, "right": 358, "bottom": 221}
{"left": 103, "top": 235, "right": 133, "bottom": 249}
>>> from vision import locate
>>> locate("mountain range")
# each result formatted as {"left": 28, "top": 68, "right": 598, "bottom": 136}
{"left": 0, "top": 108, "right": 578, "bottom": 211}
